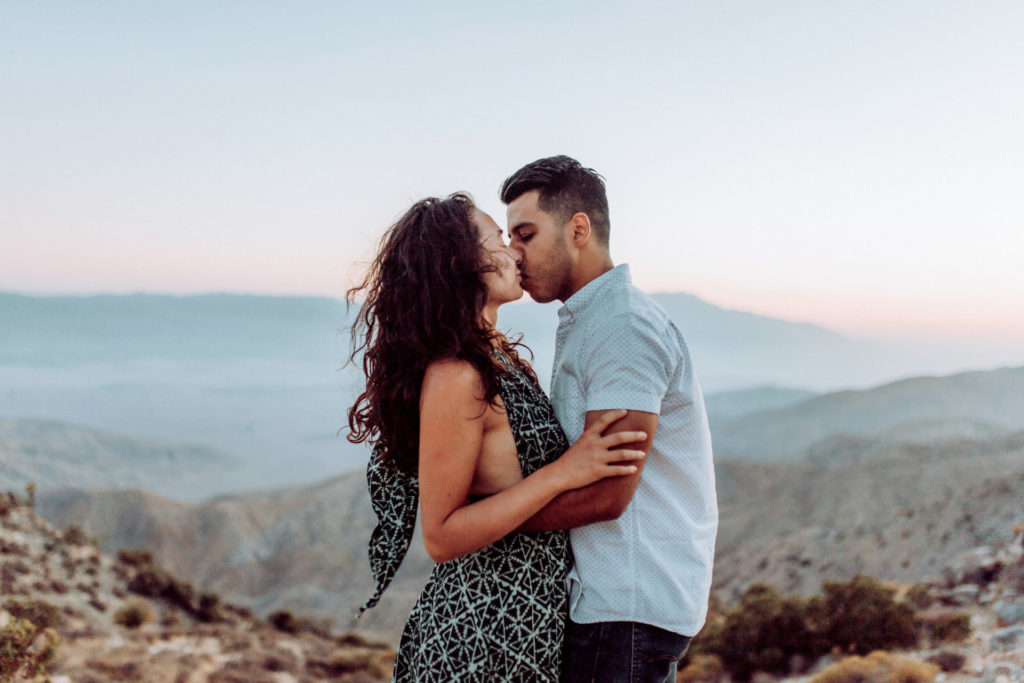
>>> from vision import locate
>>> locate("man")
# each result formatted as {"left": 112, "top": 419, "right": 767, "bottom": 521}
{"left": 500, "top": 155, "right": 718, "bottom": 683}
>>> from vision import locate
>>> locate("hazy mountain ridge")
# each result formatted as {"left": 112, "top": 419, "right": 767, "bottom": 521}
{"left": 0, "top": 292, "right": 354, "bottom": 365}
{"left": 0, "top": 290, "right": 940, "bottom": 392}
{"left": 0, "top": 416, "right": 238, "bottom": 501}
{"left": 714, "top": 366, "right": 1024, "bottom": 461}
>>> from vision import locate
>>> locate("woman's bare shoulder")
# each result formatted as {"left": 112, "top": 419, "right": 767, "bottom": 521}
{"left": 421, "top": 358, "right": 485, "bottom": 400}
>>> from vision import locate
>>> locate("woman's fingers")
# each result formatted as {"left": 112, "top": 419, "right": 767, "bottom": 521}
{"left": 607, "top": 464, "right": 640, "bottom": 476}
{"left": 607, "top": 449, "right": 646, "bottom": 462}
{"left": 587, "top": 409, "right": 628, "bottom": 434}
{"left": 603, "top": 430, "right": 647, "bottom": 447}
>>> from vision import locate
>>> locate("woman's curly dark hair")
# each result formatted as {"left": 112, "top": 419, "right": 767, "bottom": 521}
{"left": 346, "top": 192, "right": 535, "bottom": 472}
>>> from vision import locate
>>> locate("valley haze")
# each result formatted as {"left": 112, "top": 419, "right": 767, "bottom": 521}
{"left": 1, "top": 291, "right": 1021, "bottom": 500}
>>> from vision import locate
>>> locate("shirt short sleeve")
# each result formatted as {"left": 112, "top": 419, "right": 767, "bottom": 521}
{"left": 581, "top": 311, "right": 676, "bottom": 414}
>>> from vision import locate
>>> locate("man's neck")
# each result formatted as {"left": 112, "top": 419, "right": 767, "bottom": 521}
{"left": 561, "top": 257, "right": 615, "bottom": 303}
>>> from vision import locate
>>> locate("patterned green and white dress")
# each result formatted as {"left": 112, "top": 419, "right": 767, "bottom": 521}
{"left": 361, "top": 354, "right": 571, "bottom": 682}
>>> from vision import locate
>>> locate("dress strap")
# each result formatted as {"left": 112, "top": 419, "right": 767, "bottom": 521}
{"left": 359, "top": 444, "right": 418, "bottom": 614}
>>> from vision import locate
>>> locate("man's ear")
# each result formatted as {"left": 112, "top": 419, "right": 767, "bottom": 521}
{"left": 569, "top": 212, "right": 592, "bottom": 247}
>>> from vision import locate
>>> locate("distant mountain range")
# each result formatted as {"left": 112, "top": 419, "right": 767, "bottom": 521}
{"left": 712, "top": 366, "right": 1024, "bottom": 461}
{"left": 4, "top": 290, "right": 1009, "bottom": 392}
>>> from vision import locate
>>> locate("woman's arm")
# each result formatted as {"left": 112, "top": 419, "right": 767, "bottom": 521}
{"left": 418, "top": 359, "right": 645, "bottom": 563}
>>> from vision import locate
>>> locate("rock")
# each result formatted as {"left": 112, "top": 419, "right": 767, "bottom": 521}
{"left": 989, "top": 625, "right": 1024, "bottom": 653}
{"left": 996, "top": 601, "right": 1024, "bottom": 626}
{"left": 945, "top": 547, "right": 1005, "bottom": 587}
{"left": 947, "top": 583, "right": 981, "bottom": 605}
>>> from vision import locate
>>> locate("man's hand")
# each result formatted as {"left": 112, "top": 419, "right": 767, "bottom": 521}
{"left": 519, "top": 409, "right": 658, "bottom": 531}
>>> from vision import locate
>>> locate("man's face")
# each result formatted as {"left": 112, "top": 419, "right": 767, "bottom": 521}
{"left": 506, "top": 190, "right": 574, "bottom": 303}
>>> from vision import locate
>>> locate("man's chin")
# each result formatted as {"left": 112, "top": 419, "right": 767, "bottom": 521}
{"left": 525, "top": 289, "right": 555, "bottom": 304}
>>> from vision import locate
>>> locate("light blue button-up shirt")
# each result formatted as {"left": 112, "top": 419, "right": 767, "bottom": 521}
{"left": 551, "top": 264, "right": 718, "bottom": 636}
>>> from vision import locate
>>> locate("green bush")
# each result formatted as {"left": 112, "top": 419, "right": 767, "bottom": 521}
{"left": 686, "top": 576, "right": 921, "bottom": 681}
{"left": 821, "top": 575, "right": 918, "bottom": 655}
{"left": 708, "top": 584, "right": 822, "bottom": 679}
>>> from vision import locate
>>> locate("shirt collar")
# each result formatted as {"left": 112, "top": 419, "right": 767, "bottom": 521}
{"left": 558, "top": 264, "right": 631, "bottom": 322}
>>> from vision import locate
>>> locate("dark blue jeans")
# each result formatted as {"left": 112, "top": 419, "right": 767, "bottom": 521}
{"left": 561, "top": 619, "right": 691, "bottom": 683}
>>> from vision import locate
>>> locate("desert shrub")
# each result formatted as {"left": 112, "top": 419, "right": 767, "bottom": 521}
{"left": 63, "top": 524, "right": 91, "bottom": 546}
{"left": 264, "top": 650, "right": 299, "bottom": 672}
{"left": 677, "top": 653, "right": 726, "bottom": 682}
{"left": 4, "top": 598, "right": 62, "bottom": 629}
{"left": 692, "top": 584, "right": 824, "bottom": 680}
{"left": 306, "top": 650, "right": 390, "bottom": 678}
{"left": 904, "top": 584, "right": 934, "bottom": 610}
{"left": 810, "top": 650, "right": 938, "bottom": 683}
{"left": 162, "top": 577, "right": 196, "bottom": 612}
{"left": 924, "top": 612, "right": 971, "bottom": 644}
{"left": 117, "top": 548, "right": 155, "bottom": 566}
{"left": 0, "top": 617, "right": 37, "bottom": 679}
{"left": 926, "top": 651, "right": 966, "bottom": 672}
{"left": 687, "top": 576, "right": 922, "bottom": 681}
{"left": 196, "top": 593, "right": 222, "bottom": 623}
{"left": 821, "top": 575, "right": 918, "bottom": 655}
{"left": 127, "top": 565, "right": 170, "bottom": 597}
{"left": 113, "top": 600, "right": 153, "bottom": 629}
{"left": 0, "top": 617, "right": 61, "bottom": 682}
{"left": 269, "top": 610, "right": 301, "bottom": 634}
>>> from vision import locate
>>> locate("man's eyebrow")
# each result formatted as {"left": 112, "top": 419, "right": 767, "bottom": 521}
{"left": 510, "top": 221, "right": 532, "bottom": 234}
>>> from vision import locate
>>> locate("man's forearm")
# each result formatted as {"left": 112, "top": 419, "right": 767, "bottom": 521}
{"left": 519, "top": 477, "right": 626, "bottom": 531}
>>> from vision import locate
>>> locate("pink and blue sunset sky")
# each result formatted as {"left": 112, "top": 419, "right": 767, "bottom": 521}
{"left": 2, "top": 1, "right": 1022, "bottom": 345}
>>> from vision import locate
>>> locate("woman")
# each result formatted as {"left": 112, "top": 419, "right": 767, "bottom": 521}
{"left": 347, "top": 193, "right": 646, "bottom": 681}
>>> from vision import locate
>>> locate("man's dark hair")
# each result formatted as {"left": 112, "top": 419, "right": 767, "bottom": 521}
{"left": 500, "top": 155, "right": 610, "bottom": 245}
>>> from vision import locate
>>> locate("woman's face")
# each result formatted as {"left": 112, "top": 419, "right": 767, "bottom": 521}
{"left": 474, "top": 209, "right": 523, "bottom": 306}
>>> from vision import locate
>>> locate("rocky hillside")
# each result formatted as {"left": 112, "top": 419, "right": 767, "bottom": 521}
{"left": 35, "top": 473, "right": 432, "bottom": 644}
{"left": 32, "top": 430, "right": 1024, "bottom": 648}
{"left": 714, "top": 432, "right": 1024, "bottom": 600}
{"left": 0, "top": 490, "right": 393, "bottom": 682}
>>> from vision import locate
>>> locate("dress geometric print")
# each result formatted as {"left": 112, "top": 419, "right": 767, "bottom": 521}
{"left": 361, "top": 353, "right": 572, "bottom": 682}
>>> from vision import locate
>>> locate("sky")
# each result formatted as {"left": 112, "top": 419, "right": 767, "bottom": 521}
{"left": 2, "top": 1, "right": 1023, "bottom": 344}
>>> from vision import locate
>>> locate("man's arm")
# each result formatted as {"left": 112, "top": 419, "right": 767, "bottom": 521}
{"left": 519, "top": 408, "right": 658, "bottom": 531}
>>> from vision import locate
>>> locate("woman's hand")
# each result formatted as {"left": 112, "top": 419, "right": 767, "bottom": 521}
{"left": 547, "top": 409, "right": 647, "bottom": 491}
